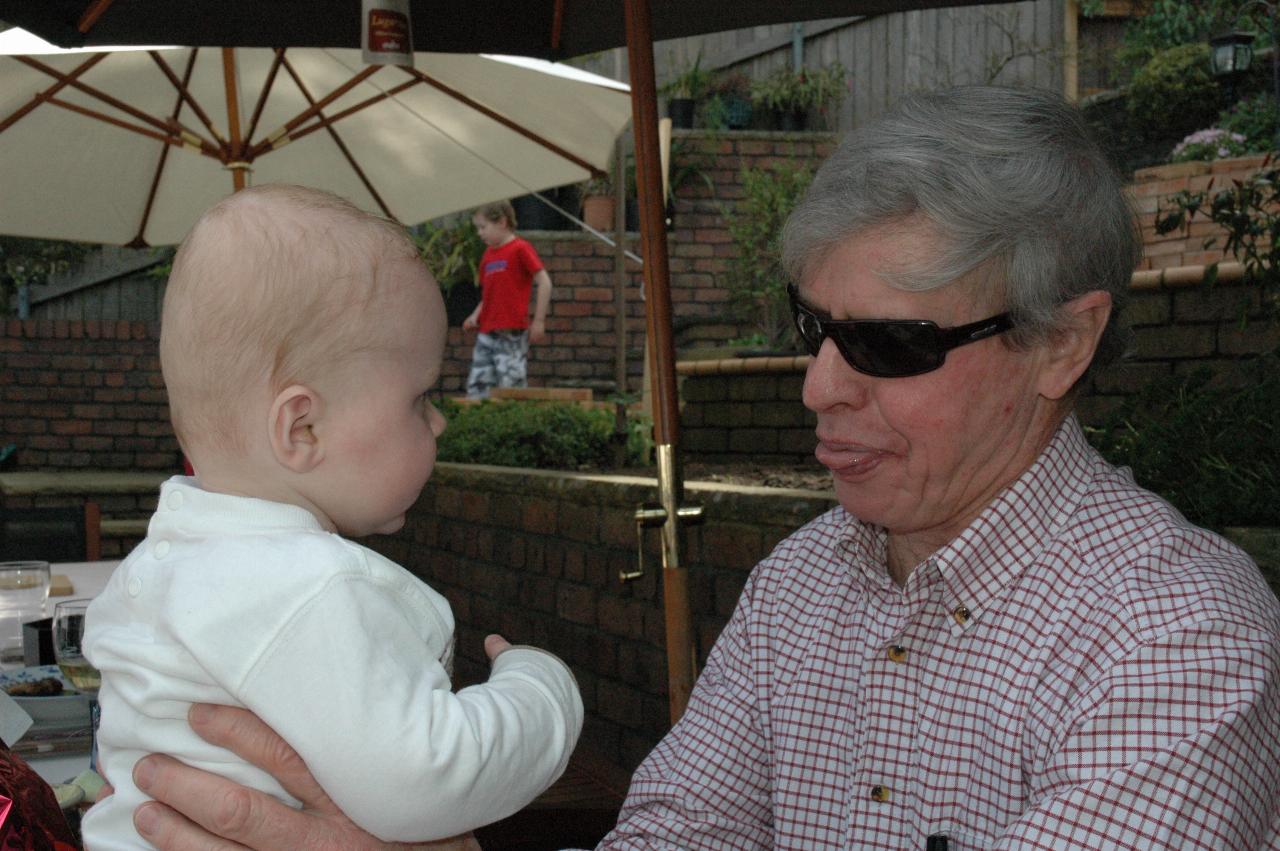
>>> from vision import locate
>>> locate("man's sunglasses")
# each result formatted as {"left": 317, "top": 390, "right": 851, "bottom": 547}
{"left": 787, "top": 284, "right": 1015, "bottom": 378}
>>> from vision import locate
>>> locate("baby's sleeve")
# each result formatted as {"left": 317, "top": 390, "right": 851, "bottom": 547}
{"left": 232, "top": 571, "right": 582, "bottom": 842}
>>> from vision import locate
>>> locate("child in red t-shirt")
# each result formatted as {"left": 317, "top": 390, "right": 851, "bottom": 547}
{"left": 462, "top": 201, "right": 553, "bottom": 399}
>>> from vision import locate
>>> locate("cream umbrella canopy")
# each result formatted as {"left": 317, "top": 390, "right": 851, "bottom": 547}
{"left": 0, "top": 27, "right": 632, "bottom": 246}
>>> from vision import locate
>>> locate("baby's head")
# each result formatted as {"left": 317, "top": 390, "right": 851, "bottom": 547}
{"left": 160, "top": 184, "right": 448, "bottom": 536}
{"left": 472, "top": 200, "right": 517, "bottom": 247}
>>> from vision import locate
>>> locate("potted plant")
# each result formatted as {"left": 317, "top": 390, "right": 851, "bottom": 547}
{"left": 749, "top": 62, "right": 847, "bottom": 131}
{"left": 411, "top": 215, "right": 485, "bottom": 325}
{"left": 660, "top": 52, "right": 713, "bottom": 129}
{"left": 703, "top": 71, "right": 753, "bottom": 130}
{"left": 580, "top": 174, "right": 615, "bottom": 231}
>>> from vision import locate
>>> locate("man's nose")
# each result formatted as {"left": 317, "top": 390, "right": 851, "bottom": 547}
{"left": 801, "top": 337, "right": 870, "bottom": 413}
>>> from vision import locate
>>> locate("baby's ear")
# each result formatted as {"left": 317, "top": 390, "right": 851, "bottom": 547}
{"left": 269, "top": 384, "right": 323, "bottom": 473}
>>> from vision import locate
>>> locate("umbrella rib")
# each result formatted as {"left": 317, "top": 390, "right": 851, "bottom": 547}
{"left": 272, "top": 60, "right": 381, "bottom": 140}
{"left": 0, "top": 52, "right": 107, "bottom": 135}
{"left": 252, "top": 78, "right": 418, "bottom": 155}
{"left": 399, "top": 66, "right": 603, "bottom": 177}
{"left": 45, "top": 94, "right": 220, "bottom": 158}
{"left": 147, "top": 49, "right": 226, "bottom": 147}
{"left": 551, "top": 0, "right": 565, "bottom": 51}
{"left": 77, "top": 0, "right": 118, "bottom": 34}
{"left": 244, "top": 49, "right": 288, "bottom": 146}
{"left": 132, "top": 49, "right": 203, "bottom": 248}
{"left": 15, "top": 54, "right": 185, "bottom": 139}
{"left": 269, "top": 58, "right": 397, "bottom": 221}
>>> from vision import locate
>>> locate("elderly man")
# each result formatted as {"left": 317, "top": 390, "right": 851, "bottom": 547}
{"left": 123, "top": 86, "right": 1280, "bottom": 850}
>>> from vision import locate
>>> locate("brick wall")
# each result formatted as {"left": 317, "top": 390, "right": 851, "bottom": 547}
{"left": 4, "top": 148, "right": 1277, "bottom": 470}
{"left": 1129, "top": 156, "right": 1271, "bottom": 272}
{"left": 367, "top": 462, "right": 836, "bottom": 774}
{"left": 437, "top": 130, "right": 837, "bottom": 396}
{"left": 0, "top": 319, "right": 176, "bottom": 471}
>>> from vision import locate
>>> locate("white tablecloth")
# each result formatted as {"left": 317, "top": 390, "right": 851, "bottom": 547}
{"left": 18, "top": 560, "right": 120, "bottom": 784}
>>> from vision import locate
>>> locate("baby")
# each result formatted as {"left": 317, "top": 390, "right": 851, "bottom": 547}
{"left": 81, "top": 185, "right": 582, "bottom": 849}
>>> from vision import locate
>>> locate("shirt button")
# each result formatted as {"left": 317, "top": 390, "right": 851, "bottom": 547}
{"left": 887, "top": 644, "right": 908, "bottom": 663}
{"left": 952, "top": 605, "right": 971, "bottom": 624}
{"left": 153, "top": 540, "right": 170, "bottom": 558}
{"left": 870, "top": 785, "right": 891, "bottom": 803}
{"left": 127, "top": 576, "right": 143, "bottom": 597}
{"left": 166, "top": 490, "right": 184, "bottom": 510}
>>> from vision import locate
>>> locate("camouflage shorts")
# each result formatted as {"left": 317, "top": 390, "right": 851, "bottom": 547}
{"left": 466, "top": 329, "right": 529, "bottom": 399}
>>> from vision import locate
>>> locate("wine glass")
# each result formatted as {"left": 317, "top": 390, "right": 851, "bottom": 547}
{"left": 0, "top": 561, "right": 51, "bottom": 670}
{"left": 52, "top": 598, "right": 101, "bottom": 768}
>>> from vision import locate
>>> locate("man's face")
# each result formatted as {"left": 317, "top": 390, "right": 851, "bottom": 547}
{"left": 798, "top": 220, "right": 1053, "bottom": 549}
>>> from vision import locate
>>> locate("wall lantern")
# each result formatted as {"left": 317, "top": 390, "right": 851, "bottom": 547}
{"left": 1208, "top": 1, "right": 1279, "bottom": 149}
{"left": 1209, "top": 29, "right": 1255, "bottom": 78}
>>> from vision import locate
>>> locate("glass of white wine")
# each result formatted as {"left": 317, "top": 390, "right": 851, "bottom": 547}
{"left": 53, "top": 598, "right": 101, "bottom": 768}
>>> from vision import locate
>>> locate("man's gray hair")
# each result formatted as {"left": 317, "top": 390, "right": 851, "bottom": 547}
{"left": 782, "top": 85, "right": 1141, "bottom": 370}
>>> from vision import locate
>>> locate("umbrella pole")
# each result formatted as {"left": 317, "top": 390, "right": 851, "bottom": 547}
{"left": 221, "top": 47, "right": 247, "bottom": 191}
{"left": 624, "top": 0, "right": 697, "bottom": 725}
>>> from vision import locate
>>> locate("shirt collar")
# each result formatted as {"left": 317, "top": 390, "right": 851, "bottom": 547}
{"left": 835, "top": 415, "right": 1098, "bottom": 623}
{"left": 931, "top": 414, "right": 1097, "bottom": 630}
{"left": 149, "top": 476, "right": 326, "bottom": 538}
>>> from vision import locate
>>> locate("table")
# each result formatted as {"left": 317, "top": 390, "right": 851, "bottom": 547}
{"left": 20, "top": 560, "right": 119, "bottom": 784}
{"left": 48, "top": 561, "right": 119, "bottom": 602}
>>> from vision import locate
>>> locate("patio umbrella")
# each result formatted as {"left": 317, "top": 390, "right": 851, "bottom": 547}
{"left": 0, "top": 1, "right": 1005, "bottom": 57}
{"left": 1, "top": 0, "right": 1012, "bottom": 724}
{"left": 0, "top": 28, "right": 633, "bottom": 246}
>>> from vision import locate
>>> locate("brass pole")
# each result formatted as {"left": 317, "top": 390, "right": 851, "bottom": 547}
{"left": 623, "top": 0, "right": 695, "bottom": 723}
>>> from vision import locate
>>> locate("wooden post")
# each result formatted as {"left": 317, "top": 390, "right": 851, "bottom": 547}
{"left": 623, "top": 0, "right": 696, "bottom": 724}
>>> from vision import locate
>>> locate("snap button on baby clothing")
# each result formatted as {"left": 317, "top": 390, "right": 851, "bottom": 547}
{"left": 166, "top": 490, "right": 184, "bottom": 510}
{"left": 952, "top": 605, "right": 971, "bottom": 625}
{"left": 127, "top": 576, "right": 143, "bottom": 597}
{"left": 153, "top": 540, "right": 170, "bottom": 558}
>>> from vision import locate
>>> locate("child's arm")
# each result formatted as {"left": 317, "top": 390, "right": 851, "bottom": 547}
{"left": 529, "top": 269, "right": 552, "bottom": 343}
{"left": 232, "top": 573, "right": 582, "bottom": 843}
{"left": 463, "top": 271, "right": 483, "bottom": 331}
{"left": 461, "top": 305, "right": 481, "bottom": 331}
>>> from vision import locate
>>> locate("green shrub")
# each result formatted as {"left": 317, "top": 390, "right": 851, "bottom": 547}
{"left": 723, "top": 160, "right": 813, "bottom": 350}
{"left": 1127, "top": 43, "right": 1225, "bottom": 143}
{"left": 1217, "top": 92, "right": 1280, "bottom": 150}
{"left": 437, "top": 400, "right": 651, "bottom": 470}
{"left": 1085, "top": 354, "right": 1280, "bottom": 529}
{"left": 1155, "top": 160, "right": 1280, "bottom": 315}
{"left": 412, "top": 216, "right": 484, "bottom": 292}
{"left": 1116, "top": 0, "right": 1241, "bottom": 77}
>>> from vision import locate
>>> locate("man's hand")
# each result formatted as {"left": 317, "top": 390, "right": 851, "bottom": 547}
{"left": 132, "top": 704, "right": 480, "bottom": 851}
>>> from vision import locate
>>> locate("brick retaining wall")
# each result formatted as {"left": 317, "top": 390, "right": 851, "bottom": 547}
{"left": 368, "top": 463, "right": 837, "bottom": 774}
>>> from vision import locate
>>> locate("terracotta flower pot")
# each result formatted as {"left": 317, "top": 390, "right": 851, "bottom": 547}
{"left": 581, "top": 194, "right": 615, "bottom": 231}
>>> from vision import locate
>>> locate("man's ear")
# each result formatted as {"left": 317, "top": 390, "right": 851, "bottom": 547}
{"left": 268, "top": 384, "right": 324, "bottom": 473}
{"left": 1037, "top": 290, "right": 1112, "bottom": 401}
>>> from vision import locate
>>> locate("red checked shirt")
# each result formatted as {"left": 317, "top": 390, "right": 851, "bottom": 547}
{"left": 601, "top": 416, "right": 1280, "bottom": 849}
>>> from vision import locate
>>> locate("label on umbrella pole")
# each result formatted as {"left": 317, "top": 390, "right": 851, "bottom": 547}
{"left": 362, "top": 0, "right": 414, "bottom": 68}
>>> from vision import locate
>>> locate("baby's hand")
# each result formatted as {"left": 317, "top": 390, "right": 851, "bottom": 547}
{"left": 484, "top": 634, "right": 511, "bottom": 661}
